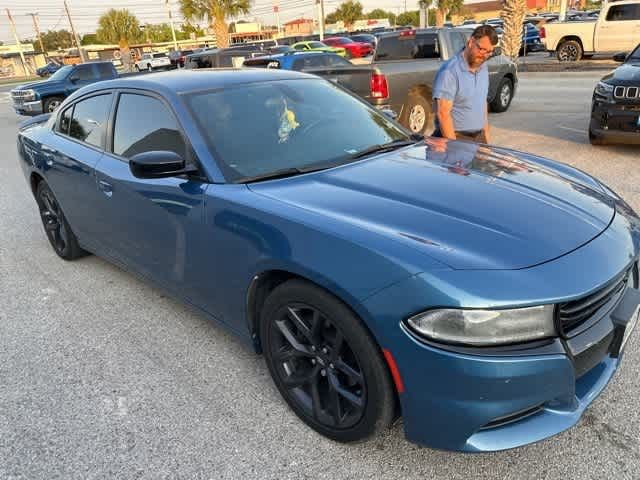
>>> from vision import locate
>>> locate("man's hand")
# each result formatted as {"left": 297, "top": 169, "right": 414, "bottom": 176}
{"left": 435, "top": 98, "right": 456, "bottom": 140}
{"left": 482, "top": 103, "right": 491, "bottom": 143}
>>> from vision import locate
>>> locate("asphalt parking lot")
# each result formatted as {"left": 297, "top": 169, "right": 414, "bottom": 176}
{"left": 1, "top": 71, "right": 639, "bottom": 480}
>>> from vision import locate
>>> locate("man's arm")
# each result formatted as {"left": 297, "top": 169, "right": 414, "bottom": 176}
{"left": 435, "top": 98, "right": 456, "bottom": 140}
{"left": 482, "top": 103, "right": 490, "bottom": 143}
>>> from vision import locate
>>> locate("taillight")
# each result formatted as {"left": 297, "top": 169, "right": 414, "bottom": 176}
{"left": 370, "top": 73, "right": 389, "bottom": 99}
{"left": 539, "top": 27, "right": 545, "bottom": 39}
{"left": 400, "top": 29, "right": 416, "bottom": 38}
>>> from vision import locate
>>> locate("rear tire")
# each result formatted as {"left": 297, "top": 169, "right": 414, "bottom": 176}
{"left": 399, "top": 93, "right": 434, "bottom": 135}
{"left": 260, "top": 279, "right": 396, "bottom": 443}
{"left": 489, "top": 78, "right": 514, "bottom": 113}
{"left": 35, "top": 181, "right": 87, "bottom": 260}
{"left": 557, "top": 40, "right": 582, "bottom": 62}
{"left": 589, "top": 128, "right": 606, "bottom": 146}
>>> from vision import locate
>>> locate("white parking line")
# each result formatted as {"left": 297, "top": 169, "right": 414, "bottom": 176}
{"left": 558, "top": 125, "right": 585, "bottom": 135}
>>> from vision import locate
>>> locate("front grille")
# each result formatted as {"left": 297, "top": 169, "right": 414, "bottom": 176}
{"left": 614, "top": 86, "right": 640, "bottom": 101}
{"left": 557, "top": 268, "right": 631, "bottom": 334}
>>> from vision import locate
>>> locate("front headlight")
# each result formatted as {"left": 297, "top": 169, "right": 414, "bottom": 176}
{"left": 594, "top": 81, "right": 614, "bottom": 99}
{"left": 23, "top": 89, "right": 37, "bottom": 101}
{"left": 406, "top": 305, "right": 556, "bottom": 347}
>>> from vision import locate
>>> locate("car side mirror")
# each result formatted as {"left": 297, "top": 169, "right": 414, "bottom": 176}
{"left": 69, "top": 76, "right": 79, "bottom": 84}
{"left": 492, "top": 46, "right": 502, "bottom": 57}
{"left": 129, "top": 150, "right": 197, "bottom": 179}
{"left": 613, "top": 52, "right": 628, "bottom": 62}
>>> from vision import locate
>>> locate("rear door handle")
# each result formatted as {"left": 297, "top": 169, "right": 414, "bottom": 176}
{"left": 98, "top": 180, "right": 113, "bottom": 197}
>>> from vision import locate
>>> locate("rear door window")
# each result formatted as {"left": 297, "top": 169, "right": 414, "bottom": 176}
{"left": 375, "top": 33, "right": 439, "bottom": 60}
{"left": 68, "top": 93, "right": 112, "bottom": 148}
{"left": 95, "top": 63, "right": 114, "bottom": 78}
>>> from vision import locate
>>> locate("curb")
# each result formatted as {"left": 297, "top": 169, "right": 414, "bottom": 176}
{"left": 518, "top": 62, "right": 618, "bottom": 73}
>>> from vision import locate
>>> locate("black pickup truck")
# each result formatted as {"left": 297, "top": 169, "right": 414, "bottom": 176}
{"left": 590, "top": 43, "right": 640, "bottom": 145}
{"left": 246, "top": 28, "right": 518, "bottom": 135}
{"left": 10, "top": 61, "right": 118, "bottom": 116}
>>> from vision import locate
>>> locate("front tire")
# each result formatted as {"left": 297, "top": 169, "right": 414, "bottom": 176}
{"left": 260, "top": 279, "right": 396, "bottom": 443}
{"left": 147, "top": 64, "right": 153, "bottom": 72}
{"left": 490, "top": 78, "right": 514, "bottom": 113}
{"left": 557, "top": 40, "right": 582, "bottom": 62}
{"left": 43, "top": 96, "right": 63, "bottom": 113}
{"left": 35, "top": 182, "right": 87, "bottom": 260}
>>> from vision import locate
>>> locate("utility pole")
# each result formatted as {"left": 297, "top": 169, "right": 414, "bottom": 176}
{"left": 274, "top": 1, "right": 281, "bottom": 35}
{"left": 27, "top": 13, "right": 46, "bottom": 56}
{"left": 165, "top": 0, "right": 179, "bottom": 50}
{"left": 64, "top": 0, "right": 86, "bottom": 62}
{"left": 6, "top": 9, "right": 29, "bottom": 76}
{"left": 317, "top": 0, "right": 325, "bottom": 40}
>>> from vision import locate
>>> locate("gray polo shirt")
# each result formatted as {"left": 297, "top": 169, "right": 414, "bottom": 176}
{"left": 432, "top": 51, "right": 489, "bottom": 132}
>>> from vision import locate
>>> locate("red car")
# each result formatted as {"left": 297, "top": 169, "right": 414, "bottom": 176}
{"left": 322, "top": 37, "right": 373, "bottom": 58}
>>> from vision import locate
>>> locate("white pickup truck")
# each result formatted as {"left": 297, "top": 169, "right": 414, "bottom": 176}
{"left": 541, "top": 0, "right": 640, "bottom": 61}
{"left": 135, "top": 52, "right": 172, "bottom": 71}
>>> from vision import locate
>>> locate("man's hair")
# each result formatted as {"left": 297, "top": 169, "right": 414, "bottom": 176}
{"left": 471, "top": 25, "right": 499, "bottom": 46}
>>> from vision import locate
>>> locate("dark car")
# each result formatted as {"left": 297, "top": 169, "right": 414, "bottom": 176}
{"left": 16, "top": 69, "right": 640, "bottom": 452}
{"left": 184, "top": 46, "right": 265, "bottom": 69}
{"left": 590, "top": 44, "right": 640, "bottom": 145}
{"left": 10, "top": 61, "right": 118, "bottom": 115}
{"left": 243, "top": 51, "right": 352, "bottom": 70}
{"left": 36, "top": 61, "right": 63, "bottom": 77}
{"left": 168, "top": 49, "right": 195, "bottom": 68}
{"left": 521, "top": 22, "right": 545, "bottom": 54}
{"left": 350, "top": 33, "right": 377, "bottom": 47}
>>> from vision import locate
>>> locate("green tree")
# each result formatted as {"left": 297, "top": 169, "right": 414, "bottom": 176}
{"left": 180, "top": 22, "right": 205, "bottom": 39}
{"left": 397, "top": 11, "right": 420, "bottom": 26}
{"left": 367, "top": 8, "right": 396, "bottom": 25}
{"left": 81, "top": 33, "right": 100, "bottom": 45}
{"left": 39, "top": 30, "right": 75, "bottom": 52}
{"left": 325, "top": 0, "right": 364, "bottom": 28}
{"left": 435, "top": 0, "right": 463, "bottom": 26}
{"left": 96, "top": 9, "right": 142, "bottom": 48}
{"left": 179, "top": 0, "right": 252, "bottom": 48}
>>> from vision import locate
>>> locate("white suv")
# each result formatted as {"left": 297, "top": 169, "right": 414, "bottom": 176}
{"left": 135, "top": 53, "right": 171, "bottom": 71}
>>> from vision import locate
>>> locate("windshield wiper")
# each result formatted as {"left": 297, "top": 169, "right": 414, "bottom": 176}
{"left": 350, "top": 137, "right": 421, "bottom": 160}
{"left": 239, "top": 165, "right": 331, "bottom": 184}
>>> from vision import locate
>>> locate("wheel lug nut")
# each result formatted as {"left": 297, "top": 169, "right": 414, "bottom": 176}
{"left": 311, "top": 359, "right": 316, "bottom": 365}
{"left": 329, "top": 363, "right": 334, "bottom": 369}
{"left": 320, "top": 369, "right": 326, "bottom": 376}
{"left": 311, "top": 346, "right": 316, "bottom": 352}
{"left": 322, "top": 348, "right": 328, "bottom": 354}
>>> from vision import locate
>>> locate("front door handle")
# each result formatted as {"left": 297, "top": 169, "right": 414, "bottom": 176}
{"left": 98, "top": 179, "right": 113, "bottom": 197}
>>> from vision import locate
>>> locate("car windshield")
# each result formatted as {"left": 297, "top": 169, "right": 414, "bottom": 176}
{"left": 186, "top": 79, "right": 409, "bottom": 182}
{"left": 308, "top": 42, "right": 326, "bottom": 48}
{"left": 48, "top": 65, "right": 73, "bottom": 81}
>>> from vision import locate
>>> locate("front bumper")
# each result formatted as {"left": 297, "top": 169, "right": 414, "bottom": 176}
{"left": 13, "top": 99, "right": 43, "bottom": 116}
{"left": 362, "top": 204, "right": 640, "bottom": 451}
{"left": 590, "top": 98, "right": 640, "bottom": 145}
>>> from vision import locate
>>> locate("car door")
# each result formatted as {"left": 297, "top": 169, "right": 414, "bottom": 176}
{"left": 596, "top": 4, "right": 640, "bottom": 52}
{"left": 93, "top": 91, "right": 209, "bottom": 298}
{"left": 41, "top": 92, "right": 113, "bottom": 249}
{"left": 66, "top": 64, "right": 99, "bottom": 96}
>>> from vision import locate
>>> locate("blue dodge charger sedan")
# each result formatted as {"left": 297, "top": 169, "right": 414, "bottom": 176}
{"left": 16, "top": 69, "right": 640, "bottom": 452}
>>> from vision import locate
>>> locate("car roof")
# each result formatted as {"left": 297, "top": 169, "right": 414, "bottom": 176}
{"left": 247, "top": 51, "right": 328, "bottom": 61}
{"left": 78, "top": 69, "right": 315, "bottom": 96}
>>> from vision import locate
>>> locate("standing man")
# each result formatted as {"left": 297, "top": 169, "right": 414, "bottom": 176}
{"left": 432, "top": 25, "right": 499, "bottom": 143}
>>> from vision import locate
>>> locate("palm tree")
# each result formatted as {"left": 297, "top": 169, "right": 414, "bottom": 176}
{"left": 501, "top": 0, "right": 527, "bottom": 62}
{"left": 96, "top": 9, "right": 142, "bottom": 70}
{"left": 179, "top": 0, "right": 251, "bottom": 49}
{"left": 434, "top": 0, "right": 463, "bottom": 26}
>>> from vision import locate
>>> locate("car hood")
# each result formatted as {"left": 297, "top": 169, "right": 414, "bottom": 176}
{"left": 602, "top": 63, "right": 640, "bottom": 84}
{"left": 249, "top": 141, "right": 616, "bottom": 270}
{"left": 13, "top": 79, "right": 63, "bottom": 92}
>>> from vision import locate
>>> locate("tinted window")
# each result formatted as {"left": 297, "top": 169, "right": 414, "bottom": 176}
{"left": 292, "top": 55, "right": 328, "bottom": 70}
{"left": 309, "top": 42, "right": 326, "bottom": 48}
{"left": 327, "top": 55, "right": 351, "bottom": 67}
{"left": 113, "top": 94, "right": 186, "bottom": 159}
{"left": 95, "top": 63, "right": 114, "bottom": 78}
{"left": 449, "top": 31, "right": 467, "bottom": 53}
{"left": 57, "top": 106, "right": 72, "bottom": 135}
{"left": 375, "top": 33, "right": 439, "bottom": 60}
{"left": 606, "top": 4, "right": 640, "bottom": 21}
{"left": 68, "top": 94, "right": 112, "bottom": 147}
{"left": 186, "top": 79, "right": 407, "bottom": 181}
{"left": 293, "top": 44, "right": 307, "bottom": 50}
{"left": 73, "top": 64, "right": 97, "bottom": 81}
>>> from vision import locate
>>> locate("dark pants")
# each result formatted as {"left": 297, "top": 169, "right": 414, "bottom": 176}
{"left": 432, "top": 129, "right": 487, "bottom": 144}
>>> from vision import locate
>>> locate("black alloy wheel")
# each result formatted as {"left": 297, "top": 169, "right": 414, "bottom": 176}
{"left": 261, "top": 280, "right": 395, "bottom": 443}
{"left": 35, "top": 182, "right": 86, "bottom": 260}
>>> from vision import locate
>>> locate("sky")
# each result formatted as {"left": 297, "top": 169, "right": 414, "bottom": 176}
{"left": 0, "top": 0, "right": 468, "bottom": 44}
